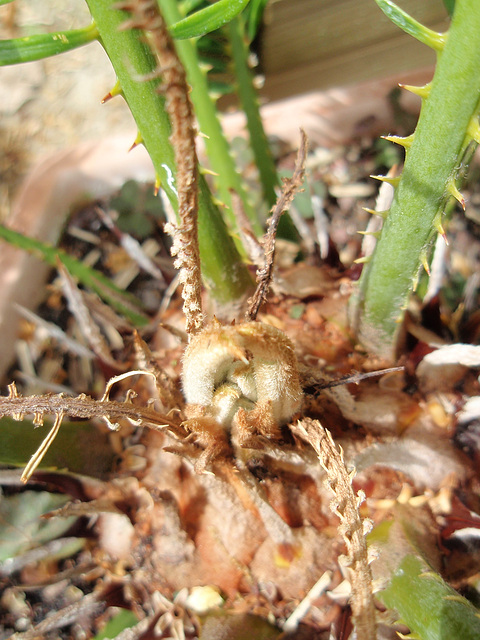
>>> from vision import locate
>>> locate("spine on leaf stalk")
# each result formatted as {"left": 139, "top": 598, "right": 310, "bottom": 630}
{"left": 349, "top": 0, "right": 480, "bottom": 360}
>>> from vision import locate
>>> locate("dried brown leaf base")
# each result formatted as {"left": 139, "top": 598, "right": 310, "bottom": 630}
{"left": 3, "top": 127, "right": 480, "bottom": 637}
{"left": 0, "top": 274, "right": 374, "bottom": 639}
{"left": 3, "top": 260, "right": 480, "bottom": 640}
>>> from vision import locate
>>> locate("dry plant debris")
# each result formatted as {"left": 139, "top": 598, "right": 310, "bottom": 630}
{"left": 293, "top": 419, "right": 376, "bottom": 640}
{"left": 246, "top": 130, "right": 308, "bottom": 322}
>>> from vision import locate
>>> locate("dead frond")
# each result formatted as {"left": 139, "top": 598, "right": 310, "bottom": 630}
{"left": 293, "top": 418, "right": 377, "bottom": 640}
{"left": 0, "top": 377, "right": 181, "bottom": 482}
{"left": 118, "top": 0, "right": 203, "bottom": 336}
{"left": 245, "top": 130, "right": 308, "bottom": 322}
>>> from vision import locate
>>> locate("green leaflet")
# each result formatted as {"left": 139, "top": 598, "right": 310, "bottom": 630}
{"left": 93, "top": 610, "right": 139, "bottom": 639}
{"left": 0, "top": 491, "right": 76, "bottom": 562}
{"left": 169, "top": 0, "right": 250, "bottom": 39}
{"left": 370, "top": 508, "right": 480, "bottom": 640}
{"left": 0, "top": 23, "right": 98, "bottom": 66}
{"left": 375, "top": 0, "right": 446, "bottom": 50}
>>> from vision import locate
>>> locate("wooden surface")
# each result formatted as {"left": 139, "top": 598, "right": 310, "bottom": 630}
{"left": 259, "top": 0, "right": 449, "bottom": 101}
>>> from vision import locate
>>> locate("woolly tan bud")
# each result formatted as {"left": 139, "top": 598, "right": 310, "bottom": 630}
{"left": 182, "top": 320, "right": 303, "bottom": 437}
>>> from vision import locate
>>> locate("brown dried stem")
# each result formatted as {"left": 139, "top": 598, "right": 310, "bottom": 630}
{"left": 0, "top": 380, "right": 183, "bottom": 482}
{"left": 293, "top": 418, "right": 377, "bottom": 640}
{"left": 119, "top": 0, "right": 203, "bottom": 335}
{"left": 245, "top": 130, "right": 308, "bottom": 321}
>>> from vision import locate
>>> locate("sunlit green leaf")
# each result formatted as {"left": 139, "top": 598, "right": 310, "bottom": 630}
{"left": 170, "top": 0, "right": 250, "bottom": 39}
{"left": 375, "top": 0, "right": 446, "bottom": 50}
{"left": 0, "top": 23, "right": 98, "bottom": 66}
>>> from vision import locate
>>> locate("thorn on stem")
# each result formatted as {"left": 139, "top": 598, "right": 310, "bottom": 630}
{"left": 128, "top": 132, "right": 144, "bottom": 152}
{"left": 399, "top": 82, "right": 431, "bottom": 99}
{"left": 370, "top": 175, "right": 401, "bottom": 188}
{"left": 101, "top": 80, "right": 122, "bottom": 103}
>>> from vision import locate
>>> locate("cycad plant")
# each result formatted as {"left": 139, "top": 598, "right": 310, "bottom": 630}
{"left": 1, "top": 1, "right": 480, "bottom": 638}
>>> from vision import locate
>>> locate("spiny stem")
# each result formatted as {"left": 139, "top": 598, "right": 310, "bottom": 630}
{"left": 125, "top": 0, "right": 203, "bottom": 335}
{"left": 1, "top": 378, "right": 181, "bottom": 482}
{"left": 351, "top": 0, "right": 480, "bottom": 359}
{"left": 0, "top": 382, "right": 178, "bottom": 431}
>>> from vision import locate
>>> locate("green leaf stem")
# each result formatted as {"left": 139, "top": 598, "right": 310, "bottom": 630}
{"left": 351, "top": 0, "right": 480, "bottom": 359}
{"left": 227, "top": 14, "right": 299, "bottom": 241}
{"left": 376, "top": 0, "right": 446, "bottom": 50}
{"left": 0, "top": 225, "right": 149, "bottom": 327}
{"left": 381, "top": 554, "right": 480, "bottom": 640}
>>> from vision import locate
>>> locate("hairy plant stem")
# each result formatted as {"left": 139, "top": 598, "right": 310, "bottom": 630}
{"left": 85, "top": 0, "right": 252, "bottom": 306}
{"left": 350, "top": 0, "right": 480, "bottom": 359}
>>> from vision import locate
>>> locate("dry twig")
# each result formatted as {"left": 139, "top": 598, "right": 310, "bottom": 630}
{"left": 9, "top": 592, "right": 104, "bottom": 640}
{"left": 57, "top": 261, "right": 122, "bottom": 369}
{"left": 293, "top": 418, "right": 377, "bottom": 640}
{"left": 119, "top": 0, "right": 203, "bottom": 335}
{"left": 0, "top": 378, "right": 181, "bottom": 482}
{"left": 246, "top": 130, "right": 308, "bottom": 321}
